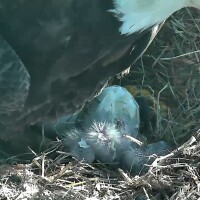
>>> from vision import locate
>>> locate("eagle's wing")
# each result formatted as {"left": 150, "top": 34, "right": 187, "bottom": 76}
{"left": 0, "top": 36, "right": 30, "bottom": 114}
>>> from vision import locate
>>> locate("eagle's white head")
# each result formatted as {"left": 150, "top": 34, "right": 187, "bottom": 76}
{"left": 111, "top": 0, "right": 200, "bottom": 34}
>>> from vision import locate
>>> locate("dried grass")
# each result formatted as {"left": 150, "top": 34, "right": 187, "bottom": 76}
{"left": 121, "top": 8, "right": 200, "bottom": 146}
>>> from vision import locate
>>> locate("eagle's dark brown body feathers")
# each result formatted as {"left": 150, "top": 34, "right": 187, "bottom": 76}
{"left": 0, "top": 0, "right": 161, "bottom": 139}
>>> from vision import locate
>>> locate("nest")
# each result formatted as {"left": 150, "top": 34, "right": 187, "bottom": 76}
{"left": 0, "top": 132, "right": 200, "bottom": 199}
{"left": 0, "top": 8, "right": 200, "bottom": 199}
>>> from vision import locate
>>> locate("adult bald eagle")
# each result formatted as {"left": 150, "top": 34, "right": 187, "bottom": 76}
{"left": 0, "top": 0, "right": 199, "bottom": 139}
